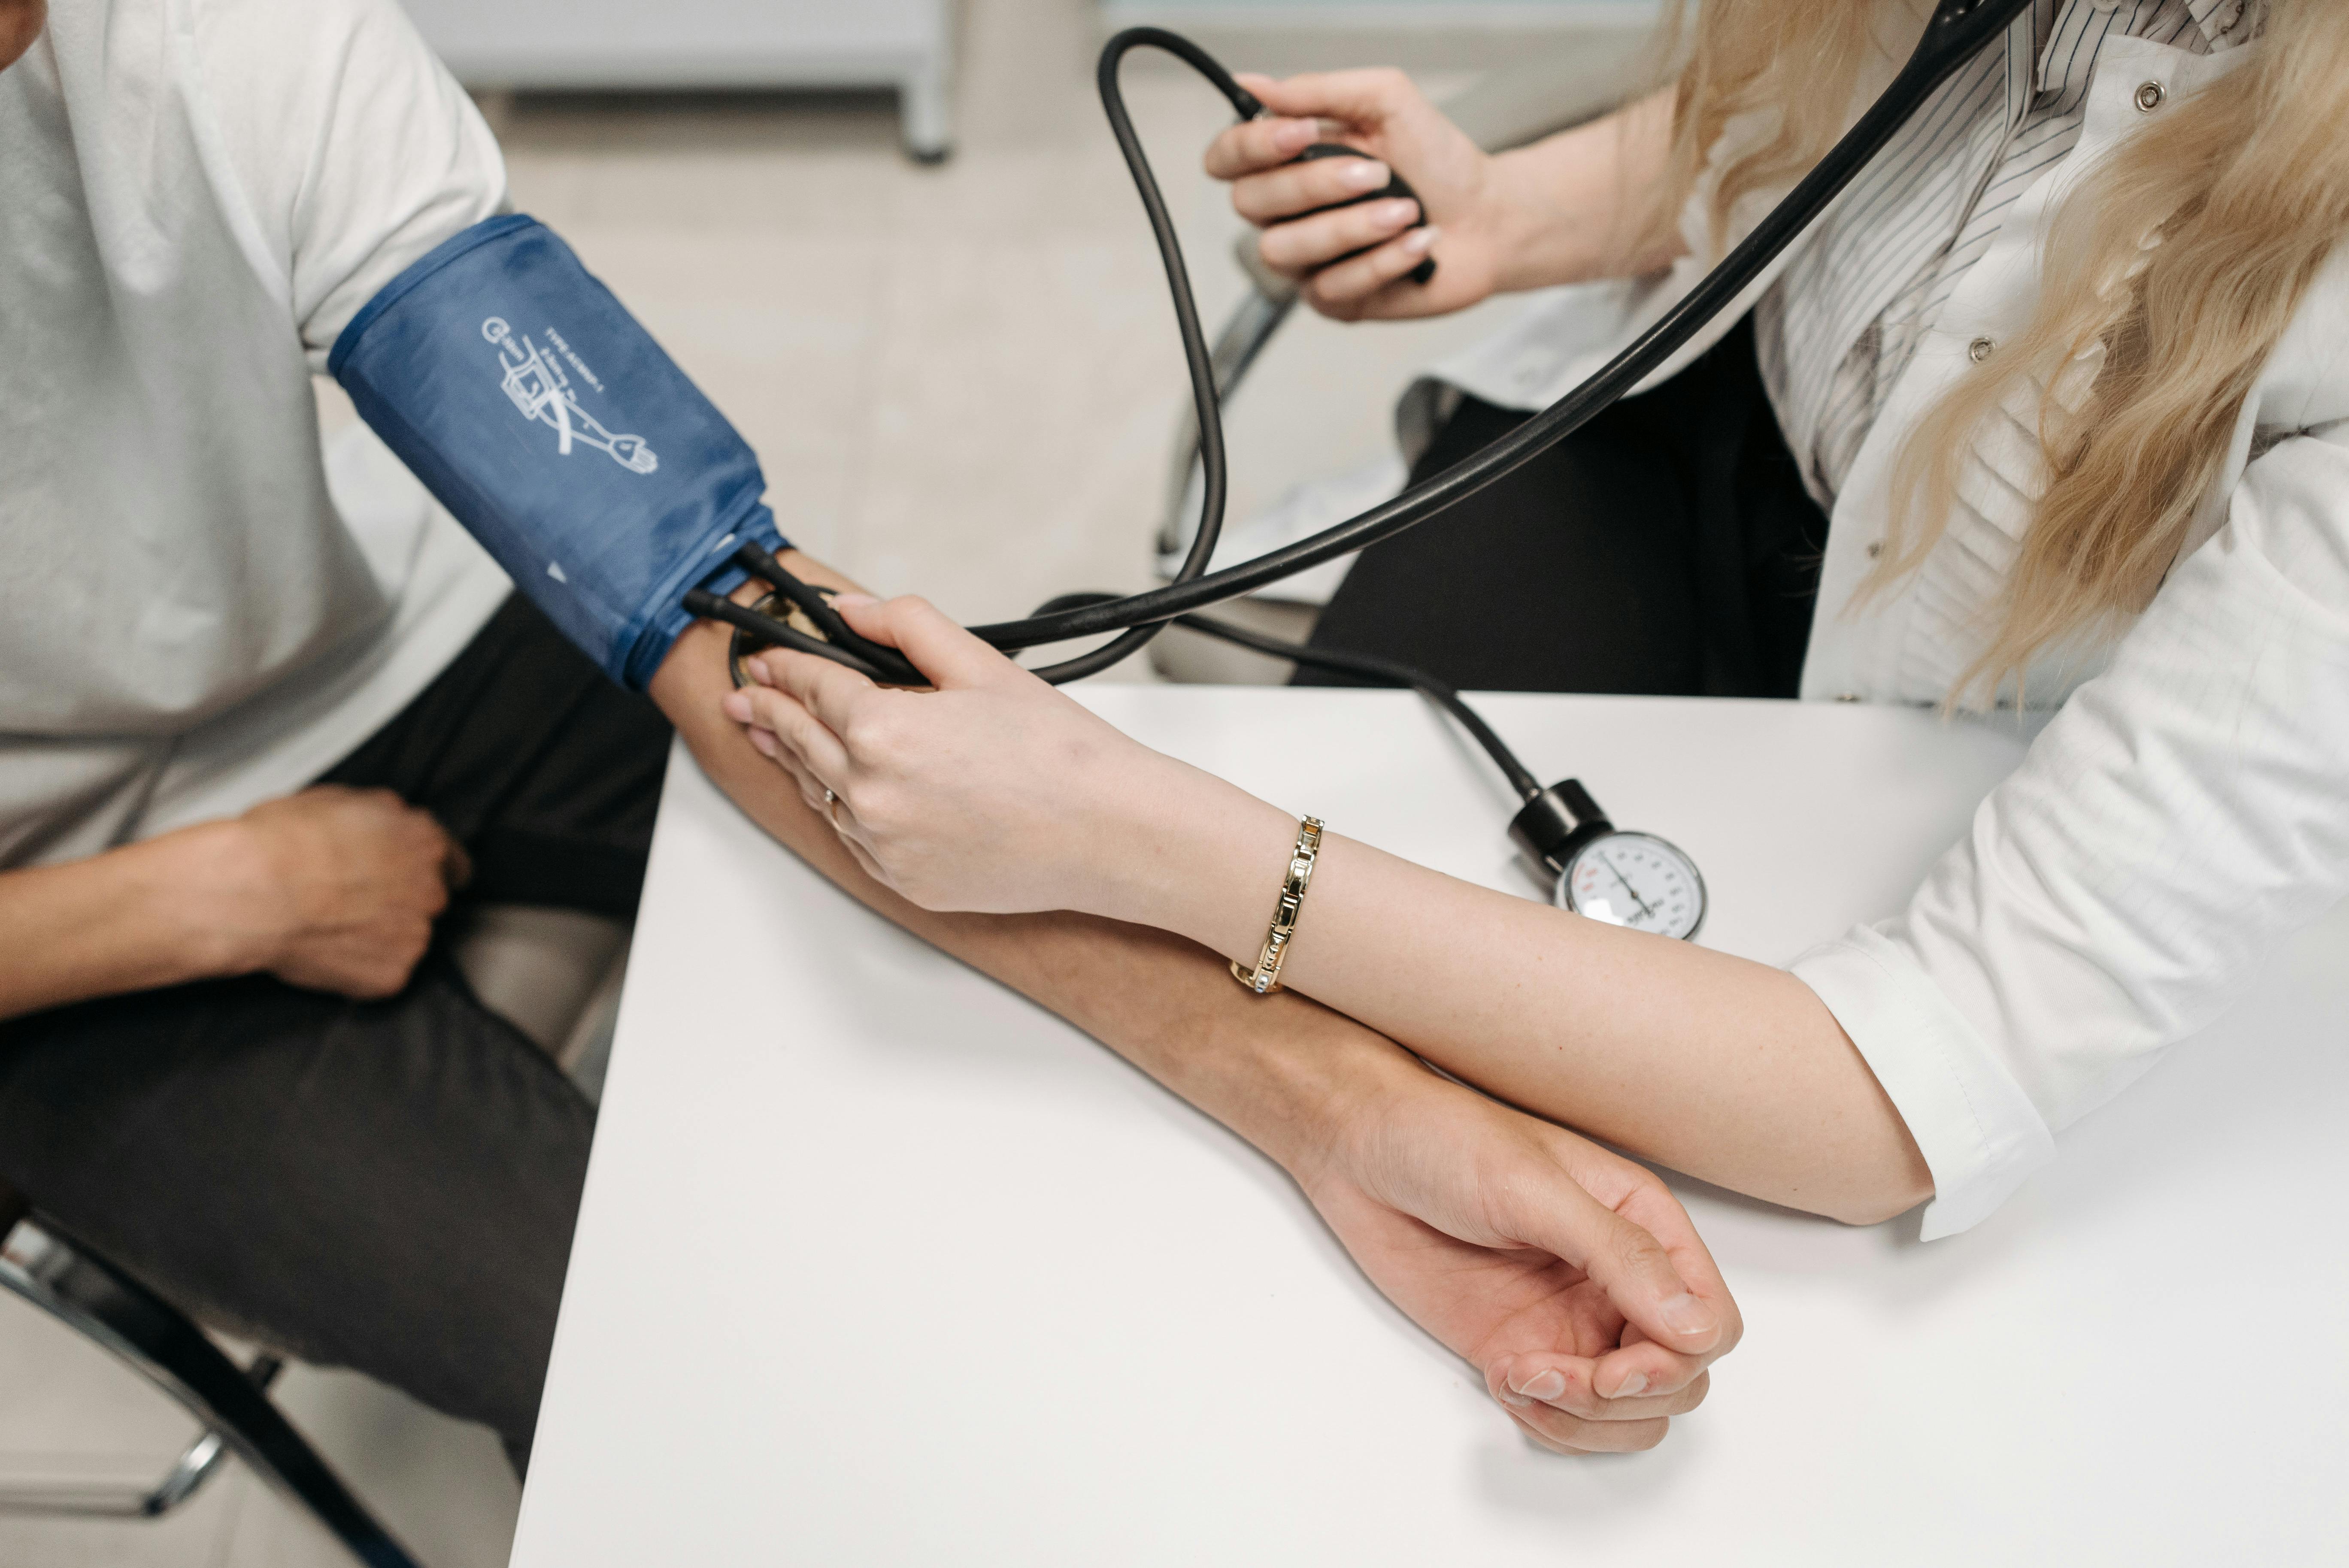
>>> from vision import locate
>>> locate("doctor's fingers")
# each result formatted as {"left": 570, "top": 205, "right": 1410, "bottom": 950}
{"left": 745, "top": 730, "right": 833, "bottom": 814}
{"left": 1240, "top": 69, "right": 1432, "bottom": 137}
{"left": 1301, "top": 227, "right": 1440, "bottom": 316}
{"left": 1256, "top": 198, "right": 1422, "bottom": 278}
{"left": 832, "top": 595, "right": 1021, "bottom": 691}
{"left": 1228, "top": 154, "right": 1393, "bottom": 226}
{"left": 732, "top": 682, "right": 852, "bottom": 784}
{"left": 750, "top": 648, "right": 877, "bottom": 739}
{"left": 1202, "top": 109, "right": 1318, "bottom": 181}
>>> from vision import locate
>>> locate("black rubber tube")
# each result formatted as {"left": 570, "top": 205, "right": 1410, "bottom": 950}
{"left": 1013, "top": 29, "right": 1264, "bottom": 683}
{"left": 690, "top": 0, "right": 2026, "bottom": 687}
{"left": 1033, "top": 590, "right": 1545, "bottom": 800}
{"left": 964, "top": 0, "right": 2030, "bottom": 663}
{"left": 1172, "top": 614, "right": 1545, "bottom": 799}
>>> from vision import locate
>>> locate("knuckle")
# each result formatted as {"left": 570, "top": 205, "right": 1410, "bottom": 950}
{"left": 1611, "top": 1224, "right": 1671, "bottom": 1279}
{"left": 845, "top": 705, "right": 905, "bottom": 758}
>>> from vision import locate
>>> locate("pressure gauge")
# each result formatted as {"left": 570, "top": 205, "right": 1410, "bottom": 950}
{"left": 1508, "top": 776, "right": 1707, "bottom": 941}
{"left": 1555, "top": 830, "right": 1706, "bottom": 940}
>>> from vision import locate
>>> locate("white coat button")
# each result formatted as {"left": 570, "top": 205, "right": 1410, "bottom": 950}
{"left": 1969, "top": 335, "right": 1996, "bottom": 363}
{"left": 2135, "top": 80, "right": 2167, "bottom": 112}
{"left": 1867, "top": 540, "right": 1884, "bottom": 559}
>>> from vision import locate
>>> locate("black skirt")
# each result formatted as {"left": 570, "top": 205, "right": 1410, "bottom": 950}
{"left": 1297, "top": 314, "right": 1830, "bottom": 699}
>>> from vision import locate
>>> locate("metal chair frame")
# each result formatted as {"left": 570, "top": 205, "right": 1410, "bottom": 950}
{"left": 0, "top": 1198, "right": 422, "bottom": 1566}
{"left": 0, "top": 903, "right": 631, "bottom": 1565}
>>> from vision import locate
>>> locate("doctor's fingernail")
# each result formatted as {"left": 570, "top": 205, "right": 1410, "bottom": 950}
{"left": 1402, "top": 224, "right": 1440, "bottom": 254}
{"left": 1660, "top": 1293, "right": 1718, "bottom": 1338}
{"left": 1273, "top": 118, "right": 1315, "bottom": 152}
{"left": 747, "top": 728, "right": 779, "bottom": 757}
{"left": 1341, "top": 159, "right": 1387, "bottom": 189}
{"left": 1497, "top": 1386, "right": 1532, "bottom": 1408}
{"left": 721, "top": 692, "right": 751, "bottom": 722}
{"left": 746, "top": 656, "right": 774, "bottom": 686}
{"left": 1601, "top": 1370, "right": 1649, "bottom": 1400}
{"left": 1514, "top": 1370, "right": 1569, "bottom": 1403}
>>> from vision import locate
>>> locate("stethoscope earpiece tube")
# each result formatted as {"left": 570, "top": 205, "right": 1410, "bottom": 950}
{"left": 951, "top": 0, "right": 2031, "bottom": 661}
{"left": 698, "top": 0, "right": 2030, "bottom": 702}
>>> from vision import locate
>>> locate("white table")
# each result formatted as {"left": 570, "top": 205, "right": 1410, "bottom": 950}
{"left": 511, "top": 687, "right": 2349, "bottom": 1566}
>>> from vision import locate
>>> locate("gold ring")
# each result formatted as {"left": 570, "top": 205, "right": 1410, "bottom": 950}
{"left": 822, "top": 787, "right": 843, "bottom": 827}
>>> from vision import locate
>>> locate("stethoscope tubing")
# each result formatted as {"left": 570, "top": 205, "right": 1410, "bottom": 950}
{"left": 963, "top": 0, "right": 2031, "bottom": 662}
{"left": 694, "top": 0, "right": 2030, "bottom": 803}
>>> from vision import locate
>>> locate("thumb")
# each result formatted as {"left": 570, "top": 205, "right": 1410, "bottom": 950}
{"left": 835, "top": 594, "right": 1012, "bottom": 690}
{"left": 1522, "top": 1178, "right": 1724, "bottom": 1356}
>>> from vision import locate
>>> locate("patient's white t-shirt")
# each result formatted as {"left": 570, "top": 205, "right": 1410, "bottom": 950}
{"left": 0, "top": 0, "right": 515, "bottom": 866}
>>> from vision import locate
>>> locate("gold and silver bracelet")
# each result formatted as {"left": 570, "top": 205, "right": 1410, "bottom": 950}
{"left": 1231, "top": 817, "right": 1325, "bottom": 995}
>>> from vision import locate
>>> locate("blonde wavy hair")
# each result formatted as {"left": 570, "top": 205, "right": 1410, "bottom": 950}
{"left": 1654, "top": 0, "right": 2349, "bottom": 704}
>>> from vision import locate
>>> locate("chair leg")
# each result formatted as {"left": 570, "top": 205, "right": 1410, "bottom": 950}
{"left": 0, "top": 1350, "right": 279, "bottom": 1518}
{"left": 0, "top": 1219, "right": 422, "bottom": 1568}
{"left": 899, "top": 61, "right": 955, "bottom": 163}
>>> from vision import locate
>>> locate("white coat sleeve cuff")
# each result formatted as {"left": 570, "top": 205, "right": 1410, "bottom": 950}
{"left": 1789, "top": 926, "right": 2057, "bottom": 1239}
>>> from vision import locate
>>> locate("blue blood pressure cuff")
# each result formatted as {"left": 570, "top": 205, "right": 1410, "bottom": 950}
{"left": 330, "top": 215, "right": 786, "bottom": 689}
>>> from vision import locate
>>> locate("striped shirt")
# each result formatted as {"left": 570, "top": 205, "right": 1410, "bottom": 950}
{"left": 1756, "top": 0, "right": 2258, "bottom": 509}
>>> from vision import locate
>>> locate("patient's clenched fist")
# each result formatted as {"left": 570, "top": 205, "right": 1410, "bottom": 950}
{"left": 203, "top": 786, "right": 468, "bottom": 999}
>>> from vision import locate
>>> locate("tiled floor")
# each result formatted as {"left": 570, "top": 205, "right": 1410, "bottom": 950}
{"left": 2, "top": 2, "right": 1638, "bottom": 1563}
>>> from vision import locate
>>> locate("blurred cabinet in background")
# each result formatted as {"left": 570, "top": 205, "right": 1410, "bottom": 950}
{"left": 1097, "top": 0, "right": 1659, "bottom": 73}
{"left": 400, "top": 0, "right": 957, "bottom": 160}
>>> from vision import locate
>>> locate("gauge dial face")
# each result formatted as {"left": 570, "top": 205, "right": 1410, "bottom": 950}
{"left": 1556, "top": 831, "right": 1706, "bottom": 940}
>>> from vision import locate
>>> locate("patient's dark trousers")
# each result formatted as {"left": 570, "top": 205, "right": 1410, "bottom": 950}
{"left": 1297, "top": 316, "right": 1832, "bottom": 697}
{"left": 0, "top": 597, "right": 669, "bottom": 1476}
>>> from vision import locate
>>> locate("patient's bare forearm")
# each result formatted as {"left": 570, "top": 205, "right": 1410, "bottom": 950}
{"left": 646, "top": 558, "right": 1415, "bottom": 1176}
{"left": 0, "top": 828, "right": 250, "bottom": 1021}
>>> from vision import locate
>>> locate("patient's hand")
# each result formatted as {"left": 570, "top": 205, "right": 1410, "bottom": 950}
{"left": 1306, "top": 1062, "right": 1738, "bottom": 1453}
{"left": 217, "top": 786, "right": 467, "bottom": 999}
{"left": 679, "top": 575, "right": 1739, "bottom": 1453}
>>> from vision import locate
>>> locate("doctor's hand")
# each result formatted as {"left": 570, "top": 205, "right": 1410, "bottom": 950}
{"left": 1305, "top": 1047, "right": 1739, "bottom": 1453}
{"left": 719, "top": 595, "right": 1203, "bottom": 919}
{"left": 1204, "top": 70, "right": 1502, "bottom": 321}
